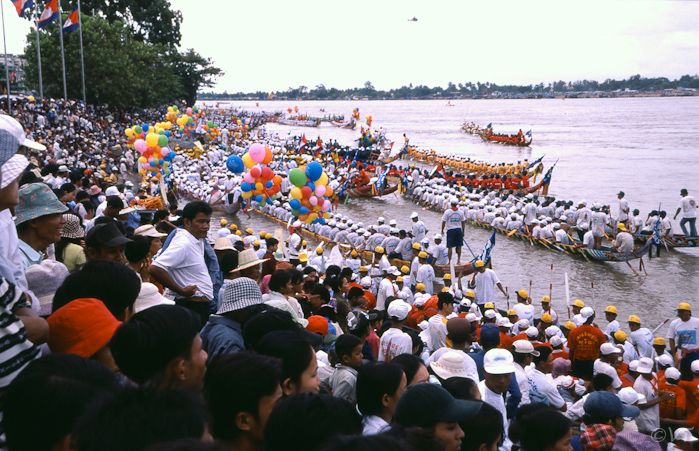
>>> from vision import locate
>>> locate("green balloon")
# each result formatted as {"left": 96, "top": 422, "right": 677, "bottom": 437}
{"left": 134, "top": 126, "right": 142, "bottom": 134}
{"left": 158, "top": 135, "right": 169, "bottom": 147}
{"left": 289, "top": 168, "right": 307, "bottom": 187}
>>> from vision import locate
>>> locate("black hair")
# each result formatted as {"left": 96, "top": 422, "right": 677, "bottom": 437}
{"left": 269, "top": 269, "right": 292, "bottom": 293}
{"left": 303, "top": 266, "right": 317, "bottom": 276}
{"left": 110, "top": 305, "right": 201, "bottom": 386}
{"left": 106, "top": 195, "right": 124, "bottom": 210}
{"left": 533, "top": 346, "right": 552, "bottom": 366}
{"left": 3, "top": 354, "right": 121, "bottom": 451}
{"left": 356, "top": 362, "right": 405, "bottom": 416}
{"left": 347, "top": 286, "right": 365, "bottom": 301}
{"left": 145, "top": 439, "right": 229, "bottom": 451}
{"left": 508, "top": 402, "right": 551, "bottom": 445}
{"left": 264, "top": 393, "right": 362, "bottom": 451}
{"left": 517, "top": 408, "right": 572, "bottom": 451}
{"left": 406, "top": 329, "right": 423, "bottom": 355}
{"left": 52, "top": 259, "right": 141, "bottom": 317}
{"left": 155, "top": 221, "right": 175, "bottom": 235}
{"left": 60, "top": 182, "right": 76, "bottom": 193}
{"left": 325, "top": 264, "right": 341, "bottom": 279}
{"left": 303, "top": 278, "right": 317, "bottom": 293}
{"left": 73, "top": 388, "right": 208, "bottom": 451}
{"left": 391, "top": 354, "right": 426, "bottom": 385}
{"left": 125, "top": 235, "right": 151, "bottom": 263}
{"left": 319, "top": 427, "right": 443, "bottom": 451}
{"left": 219, "top": 251, "right": 239, "bottom": 274}
{"left": 460, "top": 401, "right": 505, "bottom": 451}
{"left": 311, "top": 284, "right": 331, "bottom": 303}
{"left": 181, "top": 200, "right": 212, "bottom": 221}
{"left": 287, "top": 268, "right": 303, "bottom": 285}
{"left": 152, "top": 209, "right": 169, "bottom": 224}
{"left": 335, "top": 334, "right": 362, "bottom": 362}
{"left": 80, "top": 199, "right": 95, "bottom": 213}
{"left": 266, "top": 237, "right": 279, "bottom": 247}
{"left": 75, "top": 191, "right": 90, "bottom": 202}
{"left": 204, "top": 352, "right": 282, "bottom": 441}
{"left": 339, "top": 267, "right": 353, "bottom": 283}
{"left": 256, "top": 330, "right": 315, "bottom": 388}
{"left": 324, "top": 275, "right": 342, "bottom": 292}
{"left": 592, "top": 373, "right": 614, "bottom": 392}
{"left": 437, "top": 291, "right": 455, "bottom": 310}
{"left": 513, "top": 350, "right": 532, "bottom": 365}
{"left": 442, "top": 376, "right": 480, "bottom": 401}
{"left": 242, "top": 305, "right": 305, "bottom": 350}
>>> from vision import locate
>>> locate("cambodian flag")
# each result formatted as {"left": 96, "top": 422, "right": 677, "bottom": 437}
{"left": 38, "top": 0, "right": 59, "bottom": 29}
{"left": 476, "top": 232, "right": 496, "bottom": 265}
{"left": 63, "top": 6, "right": 79, "bottom": 32}
{"left": 12, "top": 0, "right": 34, "bottom": 17}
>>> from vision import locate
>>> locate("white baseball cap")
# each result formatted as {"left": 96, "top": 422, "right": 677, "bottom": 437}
{"left": 600, "top": 343, "right": 622, "bottom": 355}
{"left": 637, "top": 357, "right": 654, "bottom": 374}
{"left": 387, "top": 300, "right": 411, "bottom": 321}
{"left": 484, "top": 310, "right": 497, "bottom": 319}
{"left": 526, "top": 326, "right": 539, "bottom": 338}
{"left": 497, "top": 317, "right": 514, "bottom": 328}
{"left": 629, "top": 360, "right": 640, "bottom": 372}
{"left": 512, "top": 340, "right": 540, "bottom": 356}
{"left": 656, "top": 354, "right": 673, "bottom": 367}
{"left": 550, "top": 336, "right": 566, "bottom": 347}
{"left": 618, "top": 387, "right": 640, "bottom": 405}
{"left": 580, "top": 307, "right": 594, "bottom": 319}
{"left": 465, "top": 313, "right": 478, "bottom": 322}
{"left": 410, "top": 212, "right": 418, "bottom": 219}
{"left": 545, "top": 325, "right": 561, "bottom": 338}
{"left": 483, "top": 348, "right": 515, "bottom": 375}
{"left": 0, "top": 114, "right": 46, "bottom": 150}
{"left": 691, "top": 360, "right": 699, "bottom": 373}
{"left": 675, "top": 428, "right": 699, "bottom": 443}
{"left": 516, "top": 319, "right": 530, "bottom": 330}
{"left": 665, "top": 367, "right": 681, "bottom": 381}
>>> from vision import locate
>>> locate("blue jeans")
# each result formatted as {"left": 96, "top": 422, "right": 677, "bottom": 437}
{"left": 680, "top": 217, "right": 697, "bottom": 237}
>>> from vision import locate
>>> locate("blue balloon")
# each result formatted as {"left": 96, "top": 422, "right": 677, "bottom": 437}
{"left": 226, "top": 155, "right": 245, "bottom": 173}
{"left": 300, "top": 206, "right": 310, "bottom": 215}
{"left": 241, "top": 182, "right": 251, "bottom": 192}
{"left": 289, "top": 199, "right": 301, "bottom": 210}
{"left": 168, "top": 151, "right": 176, "bottom": 159}
{"left": 265, "top": 181, "right": 273, "bottom": 189}
{"left": 305, "top": 161, "right": 323, "bottom": 182}
{"left": 266, "top": 198, "right": 273, "bottom": 205}
{"left": 256, "top": 195, "right": 264, "bottom": 203}
{"left": 142, "top": 124, "right": 149, "bottom": 132}
{"left": 305, "top": 181, "right": 315, "bottom": 191}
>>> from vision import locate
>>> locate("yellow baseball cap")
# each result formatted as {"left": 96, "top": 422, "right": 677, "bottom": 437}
{"left": 302, "top": 240, "right": 307, "bottom": 246}
{"left": 605, "top": 306, "right": 618, "bottom": 315}
{"left": 443, "top": 274, "right": 452, "bottom": 280}
{"left": 265, "top": 233, "right": 272, "bottom": 239}
{"left": 220, "top": 219, "right": 227, "bottom": 226}
{"left": 517, "top": 289, "right": 528, "bottom": 299}
{"left": 316, "top": 248, "right": 323, "bottom": 254}
{"left": 359, "top": 266, "right": 368, "bottom": 272}
{"left": 396, "top": 276, "right": 403, "bottom": 283}
{"left": 299, "top": 253, "right": 308, "bottom": 262}
{"left": 563, "top": 321, "right": 576, "bottom": 330}
{"left": 412, "top": 243, "right": 422, "bottom": 250}
{"left": 235, "top": 230, "right": 242, "bottom": 236}
{"left": 507, "top": 309, "right": 517, "bottom": 316}
{"left": 259, "top": 231, "right": 266, "bottom": 237}
{"left": 573, "top": 299, "right": 585, "bottom": 308}
{"left": 246, "top": 228, "right": 253, "bottom": 234}
{"left": 441, "top": 287, "right": 450, "bottom": 293}
{"left": 375, "top": 246, "right": 385, "bottom": 254}
{"left": 653, "top": 337, "right": 666, "bottom": 346}
{"left": 401, "top": 266, "right": 410, "bottom": 274}
{"left": 253, "top": 241, "right": 260, "bottom": 247}
{"left": 418, "top": 251, "right": 428, "bottom": 259}
{"left": 541, "top": 296, "right": 550, "bottom": 303}
{"left": 484, "top": 302, "right": 495, "bottom": 309}
{"left": 614, "top": 330, "right": 627, "bottom": 342}
{"left": 678, "top": 303, "right": 692, "bottom": 311}
{"left": 464, "top": 291, "right": 475, "bottom": 299}
{"left": 351, "top": 250, "right": 359, "bottom": 257}
{"left": 541, "top": 313, "right": 553, "bottom": 323}
{"left": 628, "top": 315, "right": 641, "bottom": 324}
{"left": 416, "top": 283, "right": 426, "bottom": 291}
{"left": 229, "top": 224, "right": 237, "bottom": 231}
{"left": 474, "top": 260, "right": 485, "bottom": 268}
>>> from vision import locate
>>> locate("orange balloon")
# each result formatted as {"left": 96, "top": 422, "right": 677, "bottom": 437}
{"left": 324, "top": 186, "right": 334, "bottom": 197}
{"left": 273, "top": 175, "right": 282, "bottom": 185}
{"left": 262, "top": 147, "right": 273, "bottom": 165}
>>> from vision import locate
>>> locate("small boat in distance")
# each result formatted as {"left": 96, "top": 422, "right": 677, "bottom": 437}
{"left": 408, "top": 17, "right": 418, "bottom": 22}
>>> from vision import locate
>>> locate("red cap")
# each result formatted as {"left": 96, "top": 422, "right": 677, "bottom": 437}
{"left": 306, "top": 315, "right": 329, "bottom": 337}
{"left": 47, "top": 298, "right": 122, "bottom": 358}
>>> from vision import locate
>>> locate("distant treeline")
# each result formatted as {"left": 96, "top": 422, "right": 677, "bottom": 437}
{"left": 200, "top": 74, "right": 699, "bottom": 100}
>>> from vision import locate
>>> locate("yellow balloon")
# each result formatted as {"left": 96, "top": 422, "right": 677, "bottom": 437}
{"left": 323, "top": 212, "right": 332, "bottom": 219}
{"left": 242, "top": 153, "right": 255, "bottom": 168}
{"left": 290, "top": 187, "right": 302, "bottom": 199}
{"left": 316, "top": 172, "right": 328, "bottom": 186}
{"left": 255, "top": 182, "right": 263, "bottom": 191}
{"left": 241, "top": 191, "right": 252, "bottom": 199}
{"left": 125, "top": 128, "right": 134, "bottom": 137}
{"left": 146, "top": 133, "right": 159, "bottom": 148}
{"left": 138, "top": 156, "right": 147, "bottom": 164}
{"left": 308, "top": 213, "right": 318, "bottom": 222}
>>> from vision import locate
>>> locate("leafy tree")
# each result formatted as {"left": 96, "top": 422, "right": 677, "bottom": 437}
{"left": 170, "top": 49, "right": 223, "bottom": 106}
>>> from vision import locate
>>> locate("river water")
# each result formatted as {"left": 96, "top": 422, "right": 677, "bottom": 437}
{"left": 196, "top": 97, "right": 699, "bottom": 335}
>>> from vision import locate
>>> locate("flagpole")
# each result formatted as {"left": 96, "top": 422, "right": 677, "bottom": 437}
{"left": 34, "top": 4, "right": 44, "bottom": 101}
{"left": 0, "top": 0, "right": 11, "bottom": 114}
{"left": 77, "top": 0, "right": 86, "bottom": 104}
{"left": 57, "top": 0, "right": 67, "bottom": 100}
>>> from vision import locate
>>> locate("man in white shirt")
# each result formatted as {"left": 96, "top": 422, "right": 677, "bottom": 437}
{"left": 441, "top": 198, "right": 466, "bottom": 264}
{"left": 415, "top": 252, "right": 435, "bottom": 295}
{"left": 150, "top": 201, "right": 214, "bottom": 325}
{"left": 410, "top": 212, "right": 427, "bottom": 244}
{"left": 526, "top": 346, "right": 567, "bottom": 410}
{"left": 376, "top": 267, "right": 399, "bottom": 311}
{"left": 604, "top": 305, "right": 621, "bottom": 342}
{"left": 674, "top": 188, "right": 697, "bottom": 238}
{"left": 378, "top": 300, "right": 413, "bottom": 362}
{"left": 593, "top": 343, "right": 623, "bottom": 391}
{"left": 512, "top": 340, "right": 538, "bottom": 406}
{"left": 287, "top": 221, "right": 303, "bottom": 265}
{"left": 667, "top": 302, "right": 699, "bottom": 375}
{"left": 628, "top": 315, "right": 654, "bottom": 358}
{"left": 634, "top": 357, "right": 672, "bottom": 434}
{"left": 617, "top": 191, "right": 630, "bottom": 226}
{"left": 468, "top": 260, "right": 508, "bottom": 312}
{"left": 430, "top": 235, "right": 449, "bottom": 266}
{"left": 478, "top": 349, "right": 515, "bottom": 451}
{"left": 428, "top": 292, "right": 456, "bottom": 352}
{"left": 512, "top": 289, "right": 534, "bottom": 322}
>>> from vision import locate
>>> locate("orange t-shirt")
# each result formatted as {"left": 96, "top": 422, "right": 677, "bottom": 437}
{"left": 678, "top": 379, "right": 699, "bottom": 428}
{"left": 499, "top": 332, "right": 514, "bottom": 351}
{"left": 659, "top": 382, "right": 686, "bottom": 420}
{"left": 568, "top": 325, "right": 605, "bottom": 361}
{"left": 552, "top": 350, "right": 570, "bottom": 361}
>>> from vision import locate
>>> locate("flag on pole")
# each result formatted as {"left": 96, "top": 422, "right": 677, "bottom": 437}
{"left": 525, "top": 130, "right": 532, "bottom": 137}
{"left": 475, "top": 231, "right": 496, "bottom": 265}
{"left": 38, "top": 0, "right": 59, "bottom": 29}
{"left": 651, "top": 216, "right": 662, "bottom": 246}
{"left": 486, "top": 123, "right": 492, "bottom": 129}
{"left": 541, "top": 159, "right": 559, "bottom": 186}
{"left": 301, "top": 134, "right": 308, "bottom": 144}
{"left": 525, "top": 155, "right": 545, "bottom": 170}
{"left": 62, "top": 6, "right": 79, "bottom": 32}
{"left": 12, "top": 0, "right": 34, "bottom": 16}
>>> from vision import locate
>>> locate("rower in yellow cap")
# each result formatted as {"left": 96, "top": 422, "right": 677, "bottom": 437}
{"left": 572, "top": 299, "right": 585, "bottom": 316}
{"left": 603, "top": 306, "right": 620, "bottom": 342}
{"left": 468, "top": 259, "right": 508, "bottom": 313}
{"left": 513, "top": 289, "right": 534, "bottom": 324}
{"left": 540, "top": 295, "right": 559, "bottom": 326}
{"left": 416, "top": 250, "right": 435, "bottom": 295}
{"left": 668, "top": 302, "right": 699, "bottom": 373}
{"left": 627, "top": 315, "right": 654, "bottom": 358}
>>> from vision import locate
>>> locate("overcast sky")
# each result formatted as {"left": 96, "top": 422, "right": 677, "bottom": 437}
{"left": 3, "top": 0, "right": 699, "bottom": 92}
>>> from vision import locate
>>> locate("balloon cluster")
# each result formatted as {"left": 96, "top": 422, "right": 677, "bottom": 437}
{"left": 352, "top": 108, "right": 360, "bottom": 119}
{"left": 287, "top": 161, "right": 334, "bottom": 224}
{"left": 125, "top": 123, "right": 175, "bottom": 178}
{"left": 166, "top": 105, "right": 179, "bottom": 123}
{"left": 365, "top": 115, "right": 373, "bottom": 127}
{"left": 229, "top": 143, "right": 280, "bottom": 206}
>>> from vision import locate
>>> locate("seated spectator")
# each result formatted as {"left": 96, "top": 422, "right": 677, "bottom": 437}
{"left": 55, "top": 213, "right": 86, "bottom": 271}
{"left": 256, "top": 330, "right": 320, "bottom": 396}
{"left": 391, "top": 353, "right": 430, "bottom": 386}
{"left": 110, "top": 305, "right": 207, "bottom": 390}
{"left": 84, "top": 221, "right": 131, "bottom": 262}
{"left": 326, "top": 334, "right": 363, "bottom": 404}
{"left": 24, "top": 259, "right": 69, "bottom": 316}
{"left": 356, "top": 361, "right": 407, "bottom": 435}
{"left": 579, "top": 391, "right": 640, "bottom": 451}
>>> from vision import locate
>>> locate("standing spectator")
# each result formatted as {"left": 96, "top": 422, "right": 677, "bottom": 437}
{"left": 479, "top": 348, "right": 516, "bottom": 451}
{"left": 468, "top": 260, "right": 508, "bottom": 312}
{"left": 634, "top": 357, "right": 673, "bottom": 434}
{"left": 568, "top": 307, "right": 605, "bottom": 379}
{"left": 378, "top": 300, "right": 413, "bottom": 362}
{"left": 667, "top": 302, "right": 699, "bottom": 379}
{"left": 674, "top": 188, "right": 697, "bottom": 239}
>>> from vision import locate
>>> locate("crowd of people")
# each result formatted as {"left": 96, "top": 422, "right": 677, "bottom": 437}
{"left": 0, "top": 97, "right": 697, "bottom": 451}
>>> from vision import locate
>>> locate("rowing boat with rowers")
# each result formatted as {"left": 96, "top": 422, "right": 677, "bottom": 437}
{"left": 480, "top": 131, "right": 532, "bottom": 147}
{"left": 348, "top": 181, "right": 400, "bottom": 198}
{"left": 278, "top": 118, "right": 321, "bottom": 127}
{"left": 330, "top": 118, "right": 357, "bottom": 129}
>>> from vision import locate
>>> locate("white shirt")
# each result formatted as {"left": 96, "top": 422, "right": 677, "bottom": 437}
{"left": 428, "top": 314, "right": 448, "bottom": 351}
{"left": 152, "top": 228, "right": 213, "bottom": 300}
{"left": 679, "top": 196, "right": 697, "bottom": 218}
{"left": 514, "top": 362, "right": 532, "bottom": 406}
{"left": 473, "top": 269, "right": 500, "bottom": 305}
{"left": 605, "top": 320, "right": 621, "bottom": 341}
{"left": 667, "top": 317, "right": 699, "bottom": 351}
{"left": 629, "top": 328, "right": 654, "bottom": 358}
{"left": 376, "top": 278, "right": 396, "bottom": 311}
{"left": 593, "top": 359, "right": 622, "bottom": 389}
{"left": 478, "top": 380, "right": 513, "bottom": 451}
{"left": 412, "top": 220, "right": 427, "bottom": 243}
{"left": 634, "top": 374, "right": 659, "bottom": 432}
{"left": 378, "top": 328, "right": 413, "bottom": 362}
{"left": 288, "top": 233, "right": 302, "bottom": 258}
{"left": 513, "top": 303, "right": 534, "bottom": 322}
{"left": 442, "top": 208, "right": 465, "bottom": 230}
{"left": 526, "top": 367, "right": 566, "bottom": 408}
{"left": 416, "top": 264, "right": 435, "bottom": 295}
{"left": 362, "top": 415, "right": 389, "bottom": 436}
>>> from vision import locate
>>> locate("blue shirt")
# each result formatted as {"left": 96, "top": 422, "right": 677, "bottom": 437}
{"left": 200, "top": 315, "right": 244, "bottom": 363}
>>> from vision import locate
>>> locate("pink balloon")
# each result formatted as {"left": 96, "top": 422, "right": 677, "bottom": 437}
{"left": 309, "top": 196, "right": 318, "bottom": 206}
{"left": 134, "top": 139, "right": 147, "bottom": 153}
{"left": 322, "top": 200, "right": 331, "bottom": 212}
{"left": 243, "top": 173, "right": 255, "bottom": 184}
{"left": 160, "top": 147, "right": 169, "bottom": 157}
{"left": 248, "top": 143, "right": 266, "bottom": 164}
{"left": 314, "top": 185, "right": 326, "bottom": 197}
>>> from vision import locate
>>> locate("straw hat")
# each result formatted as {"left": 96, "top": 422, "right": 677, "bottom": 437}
{"left": 231, "top": 249, "right": 268, "bottom": 272}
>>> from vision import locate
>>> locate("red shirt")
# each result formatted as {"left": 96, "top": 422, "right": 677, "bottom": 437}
{"left": 678, "top": 379, "right": 699, "bottom": 428}
{"left": 659, "top": 381, "right": 686, "bottom": 420}
{"left": 367, "top": 330, "right": 380, "bottom": 360}
{"left": 568, "top": 324, "right": 605, "bottom": 361}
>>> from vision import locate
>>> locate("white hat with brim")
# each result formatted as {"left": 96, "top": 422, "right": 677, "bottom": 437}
{"left": 232, "top": 249, "right": 269, "bottom": 273}
{"left": 430, "top": 351, "right": 469, "bottom": 380}
{"left": 675, "top": 428, "right": 699, "bottom": 443}
{"left": 483, "top": 348, "right": 516, "bottom": 375}
{"left": 637, "top": 357, "right": 654, "bottom": 374}
{"left": 134, "top": 225, "right": 167, "bottom": 238}
{"left": 0, "top": 114, "right": 46, "bottom": 151}
{"left": 134, "top": 282, "right": 175, "bottom": 313}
